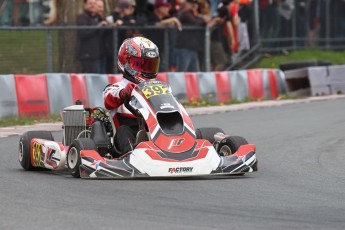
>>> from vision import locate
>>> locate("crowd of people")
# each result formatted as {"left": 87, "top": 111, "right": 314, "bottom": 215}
{"left": 259, "top": 0, "right": 345, "bottom": 48}
{"left": 76, "top": 0, "right": 253, "bottom": 74}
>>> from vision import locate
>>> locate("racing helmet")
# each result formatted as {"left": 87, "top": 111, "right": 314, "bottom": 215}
{"left": 118, "top": 37, "right": 160, "bottom": 84}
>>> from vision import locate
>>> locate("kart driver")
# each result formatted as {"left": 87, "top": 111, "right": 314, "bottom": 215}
{"left": 103, "top": 36, "right": 160, "bottom": 156}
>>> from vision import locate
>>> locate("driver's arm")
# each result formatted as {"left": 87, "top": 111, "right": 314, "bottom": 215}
{"left": 103, "top": 83, "right": 125, "bottom": 110}
{"left": 103, "top": 82, "right": 135, "bottom": 110}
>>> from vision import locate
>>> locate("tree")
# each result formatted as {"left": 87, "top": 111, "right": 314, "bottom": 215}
{"left": 57, "top": 0, "right": 83, "bottom": 73}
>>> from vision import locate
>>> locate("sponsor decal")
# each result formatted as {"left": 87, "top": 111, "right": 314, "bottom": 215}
{"left": 160, "top": 103, "right": 174, "bottom": 110}
{"left": 168, "top": 138, "right": 185, "bottom": 150}
{"left": 146, "top": 51, "right": 157, "bottom": 58}
{"left": 32, "top": 142, "right": 42, "bottom": 167}
{"left": 168, "top": 167, "right": 193, "bottom": 174}
{"left": 45, "top": 148, "right": 58, "bottom": 169}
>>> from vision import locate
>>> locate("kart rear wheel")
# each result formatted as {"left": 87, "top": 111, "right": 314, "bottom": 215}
{"left": 217, "top": 136, "right": 248, "bottom": 156}
{"left": 19, "top": 131, "right": 54, "bottom": 170}
{"left": 67, "top": 138, "right": 96, "bottom": 178}
{"left": 195, "top": 127, "right": 224, "bottom": 143}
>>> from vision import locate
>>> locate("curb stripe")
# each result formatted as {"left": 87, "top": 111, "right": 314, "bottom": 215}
{"left": 185, "top": 72, "right": 200, "bottom": 101}
{"left": 14, "top": 74, "right": 50, "bottom": 117}
{"left": 70, "top": 74, "right": 89, "bottom": 107}
{"left": 215, "top": 71, "right": 231, "bottom": 103}
{"left": 46, "top": 74, "right": 73, "bottom": 114}
{"left": 197, "top": 72, "right": 218, "bottom": 103}
{"left": 247, "top": 69, "right": 264, "bottom": 99}
{"left": 0, "top": 75, "right": 18, "bottom": 118}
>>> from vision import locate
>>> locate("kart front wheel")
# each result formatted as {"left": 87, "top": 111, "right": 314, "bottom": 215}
{"left": 19, "top": 131, "right": 54, "bottom": 170}
{"left": 195, "top": 127, "right": 225, "bottom": 143}
{"left": 67, "top": 138, "right": 96, "bottom": 178}
{"left": 217, "top": 136, "right": 248, "bottom": 156}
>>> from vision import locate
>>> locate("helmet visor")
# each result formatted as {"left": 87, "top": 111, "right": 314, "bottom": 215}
{"left": 130, "top": 56, "right": 160, "bottom": 74}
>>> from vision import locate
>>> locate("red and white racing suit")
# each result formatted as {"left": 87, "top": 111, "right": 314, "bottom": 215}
{"left": 103, "top": 78, "right": 138, "bottom": 154}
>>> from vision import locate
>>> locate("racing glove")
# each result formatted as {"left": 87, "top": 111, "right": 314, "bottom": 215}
{"left": 120, "top": 82, "right": 136, "bottom": 100}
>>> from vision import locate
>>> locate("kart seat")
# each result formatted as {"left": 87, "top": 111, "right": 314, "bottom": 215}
{"left": 91, "top": 120, "right": 112, "bottom": 157}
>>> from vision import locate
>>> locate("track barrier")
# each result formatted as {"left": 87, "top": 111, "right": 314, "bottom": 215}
{"left": 14, "top": 74, "right": 50, "bottom": 117}
{"left": 0, "top": 74, "right": 18, "bottom": 118}
{"left": 283, "top": 64, "right": 345, "bottom": 97}
{"left": 1, "top": 69, "right": 291, "bottom": 118}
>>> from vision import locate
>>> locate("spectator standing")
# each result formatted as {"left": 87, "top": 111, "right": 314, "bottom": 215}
{"left": 76, "top": 0, "right": 108, "bottom": 73}
{"left": 95, "top": 0, "right": 109, "bottom": 73}
{"left": 175, "top": 0, "right": 207, "bottom": 72}
{"left": 208, "top": 5, "right": 232, "bottom": 71}
{"left": 227, "top": 0, "right": 241, "bottom": 54}
{"left": 295, "top": 0, "right": 308, "bottom": 47}
{"left": 105, "top": 0, "right": 145, "bottom": 73}
{"left": 259, "top": 0, "right": 281, "bottom": 47}
{"left": 147, "top": 0, "right": 181, "bottom": 28}
{"left": 278, "top": 0, "right": 295, "bottom": 47}
{"left": 169, "top": 0, "right": 186, "bottom": 16}
{"left": 307, "top": 0, "right": 326, "bottom": 47}
{"left": 146, "top": 0, "right": 182, "bottom": 71}
{"left": 210, "top": 0, "right": 223, "bottom": 17}
{"left": 107, "top": 0, "right": 138, "bottom": 27}
{"left": 237, "top": 0, "right": 252, "bottom": 52}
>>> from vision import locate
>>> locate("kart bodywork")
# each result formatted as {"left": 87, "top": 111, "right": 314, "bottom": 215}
{"left": 19, "top": 80, "right": 257, "bottom": 178}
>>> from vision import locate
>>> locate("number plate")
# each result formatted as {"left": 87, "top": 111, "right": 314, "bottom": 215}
{"left": 142, "top": 84, "right": 169, "bottom": 99}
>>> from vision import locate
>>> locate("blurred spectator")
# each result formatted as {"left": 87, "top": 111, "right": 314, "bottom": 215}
{"left": 147, "top": 0, "right": 181, "bottom": 28}
{"left": 95, "top": 0, "right": 109, "bottom": 73}
{"left": 260, "top": 0, "right": 280, "bottom": 47}
{"left": 210, "top": 0, "right": 223, "bottom": 17}
{"left": 105, "top": 0, "right": 145, "bottom": 73}
{"left": 226, "top": 0, "right": 241, "bottom": 54}
{"left": 135, "top": 0, "right": 150, "bottom": 18}
{"left": 106, "top": 0, "right": 138, "bottom": 27}
{"left": 237, "top": 0, "right": 252, "bottom": 50}
{"left": 169, "top": 0, "right": 186, "bottom": 16}
{"left": 197, "top": 0, "right": 212, "bottom": 23}
{"left": 208, "top": 5, "right": 232, "bottom": 71}
{"left": 278, "top": 0, "right": 294, "bottom": 47}
{"left": 76, "top": 0, "right": 107, "bottom": 73}
{"left": 295, "top": 0, "right": 308, "bottom": 47}
{"left": 146, "top": 0, "right": 182, "bottom": 71}
{"left": 175, "top": 0, "right": 207, "bottom": 72}
{"left": 307, "top": 0, "right": 326, "bottom": 47}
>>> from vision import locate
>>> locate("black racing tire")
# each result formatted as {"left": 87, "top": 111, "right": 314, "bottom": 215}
{"left": 67, "top": 138, "right": 96, "bottom": 178}
{"left": 217, "top": 136, "right": 248, "bottom": 156}
{"left": 18, "top": 131, "right": 54, "bottom": 171}
{"left": 195, "top": 127, "right": 225, "bottom": 143}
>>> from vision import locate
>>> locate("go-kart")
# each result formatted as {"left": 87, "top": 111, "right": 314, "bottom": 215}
{"left": 18, "top": 80, "right": 257, "bottom": 178}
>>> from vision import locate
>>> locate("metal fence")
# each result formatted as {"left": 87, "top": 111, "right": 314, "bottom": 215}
{"left": 0, "top": 25, "right": 217, "bottom": 74}
{"left": 259, "top": 0, "right": 345, "bottom": 51}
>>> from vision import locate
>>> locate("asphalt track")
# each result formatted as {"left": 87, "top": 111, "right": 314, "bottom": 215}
{"left": 1, "top": 97, "right": 345, "bottom": 230}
